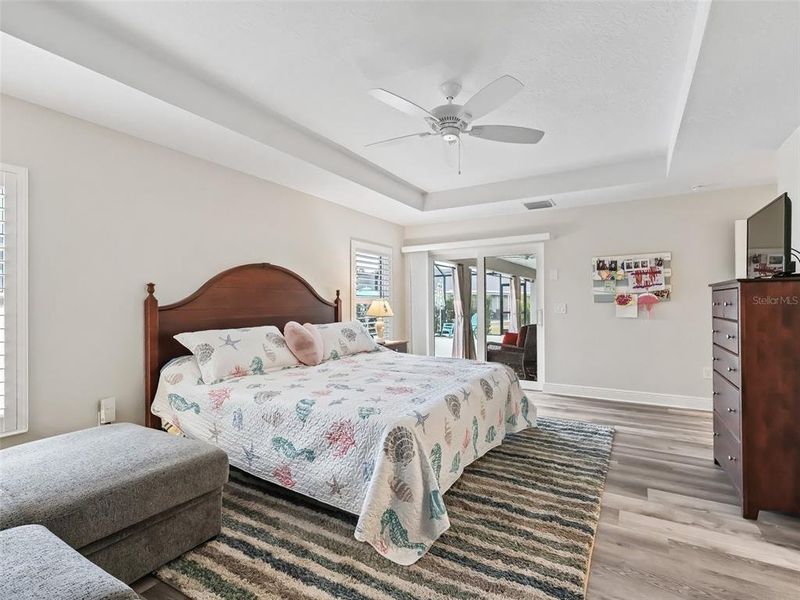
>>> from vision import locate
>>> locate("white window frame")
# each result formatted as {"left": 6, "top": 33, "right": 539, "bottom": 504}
{"left": 351, "top": 239, "right": 394, "bottom": 339}
{"left": 0, "top": 164, "right": 29, "bottom": 438}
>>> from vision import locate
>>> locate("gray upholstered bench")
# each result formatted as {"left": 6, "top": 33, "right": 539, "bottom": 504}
{"left": 0, "top": 525, "right": 138, "bottom": 600}
{"left": 0, "top": 423, "right": 228, "bottom": 584}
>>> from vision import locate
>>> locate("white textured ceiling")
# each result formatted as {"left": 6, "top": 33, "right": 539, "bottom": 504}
{"left": 669, "top": 1, "right": 800, "bottom": 185}
{"left": 1, "top": 1, "right": 798, "bottom": 224}
{"left": 55, "top": 0, "right": 695, "bottom": 191}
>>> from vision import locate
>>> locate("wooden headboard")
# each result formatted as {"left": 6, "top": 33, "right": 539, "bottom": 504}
{"left": 144, "top": 263, "right": 341, "bottom": 428}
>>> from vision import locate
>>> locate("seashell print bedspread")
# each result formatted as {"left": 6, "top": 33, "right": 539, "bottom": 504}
{"left": 152, "top": 348, "right": 535, "bottom": 565}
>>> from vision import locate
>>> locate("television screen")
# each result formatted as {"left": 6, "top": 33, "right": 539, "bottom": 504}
{"left": 747, "top": 193, "right": 792, "bottom": 278}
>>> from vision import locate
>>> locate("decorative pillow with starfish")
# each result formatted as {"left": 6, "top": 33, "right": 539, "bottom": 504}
{"left": 175, "top": 325, "right": 300, "bottom": 383}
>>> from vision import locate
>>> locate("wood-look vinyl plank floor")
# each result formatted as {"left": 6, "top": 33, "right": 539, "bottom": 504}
{"left": 135, "top": 394, "right": 800, "bottom": 600}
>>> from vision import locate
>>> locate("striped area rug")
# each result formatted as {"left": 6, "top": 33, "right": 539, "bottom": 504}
{"left": 156, "top": 417, "right": 614, "bottom": 600}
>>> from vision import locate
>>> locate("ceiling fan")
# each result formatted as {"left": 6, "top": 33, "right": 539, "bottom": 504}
{"left": 366, "top": 75, "right": 544, "bottom": 174}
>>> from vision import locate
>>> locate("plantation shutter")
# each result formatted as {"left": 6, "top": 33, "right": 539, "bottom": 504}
{"left": 0, "top": 165, "right": 28, "bottom": 437}
{"left": 351, "top": 241, "right": 393, "bottom": 337}
{"left": 0, "top": 183, "right": 6, "bottom": 423}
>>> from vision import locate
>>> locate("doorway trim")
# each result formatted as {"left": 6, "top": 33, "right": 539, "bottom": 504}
{"left": 402, "top": 232, "right": 551, "bottom": 254}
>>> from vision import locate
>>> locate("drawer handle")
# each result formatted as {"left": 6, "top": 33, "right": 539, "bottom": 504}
{"left": 727, "top": 455, "right": 737, "bottom": 462}
{"left": 723, "top": 302, "right": 732, "bottom": 307}
{"left": 726, "top": 334, "right": 736, "bottom": 340}
{"left": 713, "top": 391, "right": 720, "bottom": 396}
{"left": 713, "top": 357, "right": 720, "bottom": 361}
{"left": 713, "top": 432, "right": 720, "bottom": 437}
{"left": 727, "top": 407, "right": 737, "bottom": 413}
{"left": 727, "top": 367, "right": 737, "bottom": 372}
{"left": 712, "top": 329, "right": 720, "bottom": 334}
{"left": 713, "top": 302, "right": 720, "bottom": 306}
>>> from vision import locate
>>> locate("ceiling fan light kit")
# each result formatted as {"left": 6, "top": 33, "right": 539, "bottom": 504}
{"left": 367, "top": 74, "right": 545, "bottom": 174}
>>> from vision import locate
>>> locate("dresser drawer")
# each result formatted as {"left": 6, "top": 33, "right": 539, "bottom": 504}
{"left": 712, "top": 318, "right": 739, "bottom": 354}
{"left": 713, "top": 415, "right": 743, "bottom": 494}
{"left": 713, "top": 372, "right": 741, "bottom": 438}
{"left": 713, "top": 346, "right": 741, "bottom": 388}
{"left": 712, "top": 288, "right": 739, "bottom": 320}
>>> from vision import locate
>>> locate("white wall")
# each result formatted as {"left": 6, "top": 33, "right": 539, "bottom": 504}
{"left": 777, "top": 125, "right": 800, "bottom": 269}
{"left": 404, "top": 186, "right": 774, "bottom": 406}
{"left": 0, "top": 96, "right": 405, "bottom": 446}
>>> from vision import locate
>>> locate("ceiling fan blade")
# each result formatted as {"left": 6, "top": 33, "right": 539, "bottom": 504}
{"left": 468, "top": 125, "right": 544, "bottom": 144}
{"left": 365, "top": 132, "right": 432, "bottom": 147}
{"left": 460, "top": 75, "right": 524, "bottom": 121}
{"left": 369, "top": 88, "right": 437, "bottom": 120}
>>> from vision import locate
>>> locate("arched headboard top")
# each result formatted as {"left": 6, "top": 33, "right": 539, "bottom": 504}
{"left": 144, "top": 263, "right": 342, "bottom": 428}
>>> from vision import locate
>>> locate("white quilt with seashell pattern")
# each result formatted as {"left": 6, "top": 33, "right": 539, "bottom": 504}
{"left": 151, "top": 347, "right": 535, "bottom": 565}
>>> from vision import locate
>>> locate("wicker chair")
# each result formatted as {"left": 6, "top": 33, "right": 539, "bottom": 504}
{"left": 486, "top": 324, "right": 537, "bottom": 381}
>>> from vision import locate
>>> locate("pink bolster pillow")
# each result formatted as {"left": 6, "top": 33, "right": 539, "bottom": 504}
{"left": 284, "top": 321, "right": 323, "bottom": 366}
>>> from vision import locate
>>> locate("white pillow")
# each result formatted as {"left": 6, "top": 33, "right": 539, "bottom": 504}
{"left": 314, "top": 320, "right": 379, "bottom": 360}
{"left": 174, "top": 325, "right": 299, "bottom": 383}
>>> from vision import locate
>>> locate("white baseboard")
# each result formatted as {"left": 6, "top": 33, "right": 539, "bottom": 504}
{"left": 542, "top": 383, "right": 711, "bottom": 411}
{"left": 520, "top": 380, "right": 543, "bottom": 392}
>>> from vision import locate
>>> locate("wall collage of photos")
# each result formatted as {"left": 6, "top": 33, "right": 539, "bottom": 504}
{"left": 591, "top": 252, "right": 672, "bottom": 318}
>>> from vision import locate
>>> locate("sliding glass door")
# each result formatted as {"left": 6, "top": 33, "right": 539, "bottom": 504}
{"left": 432, "top": 260, "right": 477, "bottom": 358}
{"left": 484, "top": 254, "right": 538, "bottom": 381}
{"left": 433, "top": 262, "right": 454, "bottom": 357}
{"left": 425, "top": 245, "right": 543, "bottom": 388}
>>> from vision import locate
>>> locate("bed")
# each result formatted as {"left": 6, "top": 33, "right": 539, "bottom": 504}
{"left": 144, "top": 263, "right": 536, "bottom": 565}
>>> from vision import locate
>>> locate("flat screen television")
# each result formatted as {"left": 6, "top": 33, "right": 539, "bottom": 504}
{"left": 747, "top": 193, "right": 792, "bottom": 278}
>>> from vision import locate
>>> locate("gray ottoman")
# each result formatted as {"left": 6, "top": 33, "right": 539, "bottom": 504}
{"left": 0, "top": 524, "right": 138, "bottom": 600}
{"left": 0, "top": 423, "right": 228, "bottom": 583}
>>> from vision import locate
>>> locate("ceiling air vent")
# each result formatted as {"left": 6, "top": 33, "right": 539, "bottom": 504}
{"left": 523, "top": 199, "right": 555, "bottom": 210}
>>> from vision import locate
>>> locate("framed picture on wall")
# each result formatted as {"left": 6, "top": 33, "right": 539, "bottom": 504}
{"left": 591, "top": 252, "right": 672, "bottom": 315}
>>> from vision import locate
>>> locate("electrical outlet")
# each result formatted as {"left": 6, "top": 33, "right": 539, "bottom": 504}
{"left": 702, "top": 367, "right": 713, "bottom": 380}
{"left": 99, "top": 397, "right": 116, "bottom": 424}
{"left": 554, "top": 303, "right": 567, "bottom": 314}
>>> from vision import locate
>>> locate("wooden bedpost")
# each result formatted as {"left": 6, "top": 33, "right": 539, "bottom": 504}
{"left": 144, "top": 283, "right": 161, "bottom": 429}
{"left": 334, "top": 290, "right": 342, "bottom": 322}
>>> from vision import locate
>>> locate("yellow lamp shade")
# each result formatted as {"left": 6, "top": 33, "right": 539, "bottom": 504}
{"left": 366, "top": 299, "right": 393, "bottom": 317}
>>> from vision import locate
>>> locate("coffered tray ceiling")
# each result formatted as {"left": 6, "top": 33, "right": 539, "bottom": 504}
{"left": 2, "top": 1, "right": 798, "bottom": 224}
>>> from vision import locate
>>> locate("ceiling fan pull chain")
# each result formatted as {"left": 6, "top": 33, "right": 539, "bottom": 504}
{"left": 458, "top": 137, "right": 462, "bottom": 175}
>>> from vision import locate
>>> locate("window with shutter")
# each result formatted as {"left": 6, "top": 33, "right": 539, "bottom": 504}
{"left": 0, "top": 165, "right": 28, "bottom": 437}
{"left": 351, "top": 240, "right": 393, "bottom": 338}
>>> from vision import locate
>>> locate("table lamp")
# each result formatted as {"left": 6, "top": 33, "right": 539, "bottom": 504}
{"left": 366, "top": 299, "right": 393, "bottom": 343}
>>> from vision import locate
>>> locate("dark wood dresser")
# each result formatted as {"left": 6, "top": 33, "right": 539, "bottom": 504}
{"left": 710, "top": 278, "right": 800, "bottom": 519}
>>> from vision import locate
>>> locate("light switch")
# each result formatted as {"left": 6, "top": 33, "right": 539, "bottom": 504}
{"left": 554, "top": 303, "right": 567, "bottom": 314}
{"left": 549, "top": 269, "right": 559, "bottom": 281}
